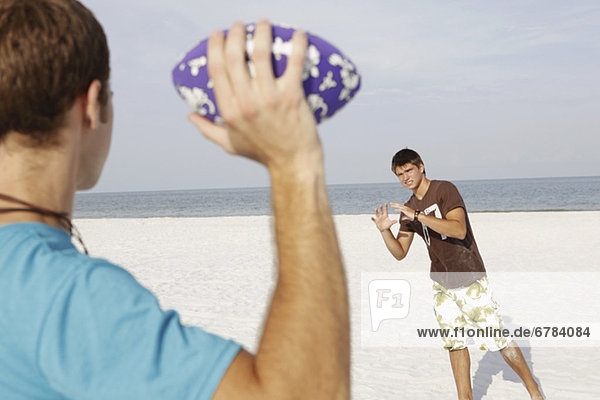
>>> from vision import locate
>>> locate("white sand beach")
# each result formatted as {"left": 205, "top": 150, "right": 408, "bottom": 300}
{"left": 75, "top": 211, "right": 600, "bottom": 399}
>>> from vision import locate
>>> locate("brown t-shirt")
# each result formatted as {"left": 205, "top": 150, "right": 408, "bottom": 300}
{"left": 399, "top": 180, "right": 486, "bottom": 289}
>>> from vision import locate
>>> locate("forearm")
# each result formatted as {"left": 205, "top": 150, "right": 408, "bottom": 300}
{"left": 380, "top": 229, "right": 406, "bottom": 260}
{"left": 417, "top": 213, "right": 466, "bottom": 240}
{"left": 254, "top": 151, "right": 350, "bottom": 399}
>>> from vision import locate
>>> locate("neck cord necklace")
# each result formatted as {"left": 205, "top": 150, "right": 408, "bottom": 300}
{"left": 0, "top": 193, "right": 88, "bottom": 255}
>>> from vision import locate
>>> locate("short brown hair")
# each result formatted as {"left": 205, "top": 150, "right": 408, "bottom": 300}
{"left": 0, "top": 0, "right": 110, "bottom": 146}
{"left": 391, "top": 148, "right": 425, "bottom": 174}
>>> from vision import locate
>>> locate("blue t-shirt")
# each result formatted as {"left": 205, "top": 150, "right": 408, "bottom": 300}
{"left": 0, "top": 223, "right": 241, "bottom": 399}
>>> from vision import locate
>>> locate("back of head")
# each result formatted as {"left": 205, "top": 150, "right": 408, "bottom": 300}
{"left": 0, "top": 0, "right": 110, "bottom": 146}
{"left": 391, "top": 148, "right": 425, "bottom": 173}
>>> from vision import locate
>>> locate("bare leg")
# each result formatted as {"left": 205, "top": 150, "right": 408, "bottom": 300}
{"left": 449, "top": 348, "right": 473, "bottom": 400}
{"left": 500, "top": 341, "right": 544, "bottom": 399}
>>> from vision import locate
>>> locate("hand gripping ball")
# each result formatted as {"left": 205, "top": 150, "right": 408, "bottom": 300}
{"left": 172, "top": 23, "right": 361, "bottom": 124}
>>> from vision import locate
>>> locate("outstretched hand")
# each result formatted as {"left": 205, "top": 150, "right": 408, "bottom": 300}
{"left": 371, "top": 203, "right": 398, "bottom": 232}
{"left": 390, "top": 202, "right": 416, "bottom": 222}
{"left": 188, "top": 19, "right": 321, "bottom": 171}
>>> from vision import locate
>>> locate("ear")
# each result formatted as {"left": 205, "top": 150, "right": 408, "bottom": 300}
{"left": 83, "top": 80, "right": 103, "bottom": 130}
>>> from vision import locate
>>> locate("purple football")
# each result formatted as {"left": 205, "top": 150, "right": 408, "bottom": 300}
{"left": 172, "top": 23, "right": 361, "bottom": 124}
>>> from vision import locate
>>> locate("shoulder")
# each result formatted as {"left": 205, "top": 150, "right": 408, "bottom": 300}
{"left": 0, "top": 225, "right": 155, "bottom": 318}
{"left": 433, "top": 180, "right": 459, "bottom": 190}
{"left": 36, "top": 252, "right": 241, "bottom": 399}
{"left": 431, "top": 180, "right": 466, "bottom": 213}
{"left": 37, "top": 253, "right": 241, "bottom": 398}
{"left": 1, "top": 222, "right": 132, "bottom": 272}
{"left": 0, "top": 223, "right": 136, "bottom": 304}
{"left": 432, "top": 180, "right": 462, "bottom": 196}
{"left": 58, "top": 255, "right": 155, "bottom": 314}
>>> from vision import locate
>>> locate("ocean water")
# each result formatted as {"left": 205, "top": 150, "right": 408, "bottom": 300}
{"left": 73, "top": 176, "right": 600, "bottom": 219}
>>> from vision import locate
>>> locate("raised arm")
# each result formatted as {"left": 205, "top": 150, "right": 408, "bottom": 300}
{"left": 189, "top": 20, "right": 349, "bottom": 399}
{"left": 390, "top": 203, "right": 467, "bottom": 240}
{"left": 372, "top": 203, "right": 414, "bottom": 261}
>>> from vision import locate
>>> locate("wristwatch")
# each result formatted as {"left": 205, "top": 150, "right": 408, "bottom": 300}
{"left": 414, "top": 210, "right": 421, "bottom": 221}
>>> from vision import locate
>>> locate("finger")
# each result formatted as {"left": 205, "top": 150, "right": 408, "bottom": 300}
{"left": 188, "top": 113, "right": 234, "bottom": 153}
{"left": 224, "top": 21, "right": 255, "bottom": 116}
{"left": 251, "top": 19, "right": 276, "bottom": 92}
{"left": 384, "top": 203, "right": 389, "bottom": 215}
{"left": 374, "top": 207, "right": 380, "bottom": 217}
{"left": 281, "top": 29, "right": 308, "bottom": 88}
{"left": 207, "top": 29, "right": 235, "bottom": 115}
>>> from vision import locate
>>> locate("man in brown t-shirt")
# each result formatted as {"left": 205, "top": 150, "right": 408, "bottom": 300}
{"left": 371, "top": 149, "right": 544, "bottom": 400}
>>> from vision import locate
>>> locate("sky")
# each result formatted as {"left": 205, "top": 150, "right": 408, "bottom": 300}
{"left": 83, "top": 0, "right": 600, "bottom": 193}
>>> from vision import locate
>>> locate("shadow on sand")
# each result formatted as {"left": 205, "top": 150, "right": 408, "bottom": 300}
{"left": 472, "top": 316, "right": 546, "bottom": 400}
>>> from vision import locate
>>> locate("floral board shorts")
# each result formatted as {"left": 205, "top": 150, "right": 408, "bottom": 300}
{"left": 432, "top": 276, "right": 510, "bottom": 351}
